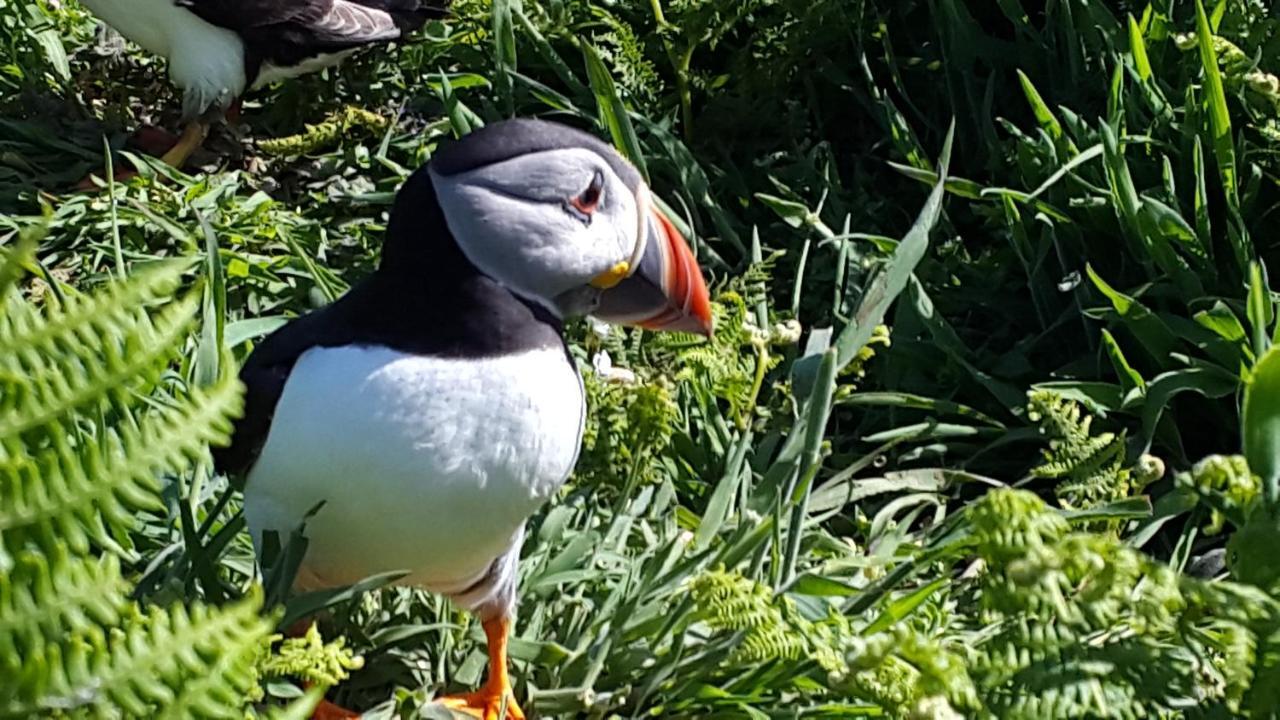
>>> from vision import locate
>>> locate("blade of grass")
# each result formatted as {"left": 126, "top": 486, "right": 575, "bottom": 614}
{"left": 779, "top": 349, "right": 838, "bottom": 588}
{"left": 1195, "top": 0, "right": 1246, "bottom": 273}
{"left": 1244, "top": 347, "right": 1280, "bottom": 504}
{"left": 832, "top": 121, "right": 954, "bottom": 372}
{"left": 1248, "top": 262, "right": 1273, "bottom": 360}
{"left": 1127, "top": 14, "right": 1151, "bottom": 81}
{"left": 581, "top": 41, "right": 648, "bottom": 182}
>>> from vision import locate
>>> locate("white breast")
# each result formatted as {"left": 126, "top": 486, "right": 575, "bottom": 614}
{"left": 79, "top": 0, "right": 246, "bottom": 118}
{"left": 243, "top": 345, "right": 585, "bottom": 594}
{"left": 252, "top": 49, "right": 361, "bottom": 90}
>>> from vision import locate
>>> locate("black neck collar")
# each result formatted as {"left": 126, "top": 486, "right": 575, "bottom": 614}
{"left": 336, "top": 165, "right": 566, "bottom": 354}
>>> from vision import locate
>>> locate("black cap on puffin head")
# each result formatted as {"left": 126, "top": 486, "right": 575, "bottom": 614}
{"left": 385, "top": 118, "right": 713, "bottom": 337}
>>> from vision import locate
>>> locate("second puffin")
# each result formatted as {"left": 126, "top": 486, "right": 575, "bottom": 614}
{"left": 76, "top": 0, "right": 448, "bottom": 173}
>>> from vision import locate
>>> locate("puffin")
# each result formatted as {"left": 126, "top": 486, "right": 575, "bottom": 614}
{"left": 212, "top": 118, "right": 714, "bottom": 719}
{"left": 75, "top": 0, "right": 447, "bottom": 175}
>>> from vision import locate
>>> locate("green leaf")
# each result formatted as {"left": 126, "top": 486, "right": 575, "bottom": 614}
{"left": 694, "top": 431, "right": 752, "bottom": 550}
{"left": 194, "top": 213, "right": 225, "bottom": 388}
{"left": 1244, "top": 347, "right": 1280, "bottom": 504}
{"left": 755, "top": 193, "right": 812, "bottom": 229}
{"left": 1128, "top": 14, "right": 1152, "bottom": 81}
{"left": 581, "top": 41, "right": 648, "bottom": 182}
{"left": 1195, "top": 1, "right": 1238, "bottom": 208}
{"left": 225, "top": 316, "right": 289, "bottom": 349}
{"left": 27, "top": 8, "right": 69, "bottom": 83}
{"left": 789, "top": 573, "right": 860, "bottom": 598}
{"left": 1101, "top": 328, "right": 1146, "bottom": 393}
{"left": 781, "top": 349, "right": 839, "bottom": 585}
{"left": 1248, "top": 262, "right": 1273, "bottom": 359}
{"left": 1058, "top": 496, "right": 1153, "bottom": 523}
{"left": 832, "top": 121, "right": 954, "bottom": 372}
{"left": 1017, "top": 69, "right": 1062, "bottom": 140}
{"left": 1140, "top": 367, "right": 1238, "bottom": 444}
{"left": 865, "top": 578, "right": 947, "bottom": 635}
{"left": 1086, "top": 265, "right": 1179, "bottom": 363}
{"left": 491, "top": 0, "right": 519, "bottom": 112}
{"left": 1140, "top": 195, "right": 1208, "bottom": 267}
{"left": 1194, "top": 302, "right": 1248, "bottom": 351}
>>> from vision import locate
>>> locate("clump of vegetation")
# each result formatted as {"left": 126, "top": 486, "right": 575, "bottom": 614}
{"left": 0, "top": 239, "right": 317, "bottom": 718}
{"left": 1028, "top": 390, "right": 1164, "bottom": 511}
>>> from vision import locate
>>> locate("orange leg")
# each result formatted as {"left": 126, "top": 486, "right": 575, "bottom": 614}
{"left": 74, "top": 120, "right": 208, "bottom": 191}
{"left": 159, "top": 121, "right": 208, "bottom": 169}
{"left": 435, "top": 616, "right": 525, "bottom": 720}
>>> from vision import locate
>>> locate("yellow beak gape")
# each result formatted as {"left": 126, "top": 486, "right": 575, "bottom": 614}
{"left": 590, "top": 261, "right": 631, "bottom": 289}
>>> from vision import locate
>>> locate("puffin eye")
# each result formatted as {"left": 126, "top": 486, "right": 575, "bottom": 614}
{"left": 566, "top": 171, "right": 604, "bottom": 222}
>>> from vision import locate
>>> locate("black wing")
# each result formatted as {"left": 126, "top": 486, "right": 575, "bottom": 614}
{"left": 177, "top": 0, "right": 448, "bottom": 48}
{"left": 211, "top": 304, "right": 341, "bottom": 484}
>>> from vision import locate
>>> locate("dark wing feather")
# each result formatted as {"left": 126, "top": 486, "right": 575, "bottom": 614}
{"left": 177, "top": 0, "right": 448, "bottom": 41}
{"left": 211, "top": 305, "right": 339, "bottom": 485}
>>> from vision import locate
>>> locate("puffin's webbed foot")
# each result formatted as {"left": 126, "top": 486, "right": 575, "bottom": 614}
{"left": 434, "top": 615, "right": 525, "bottom": 720}
{"left": 436, "top": 690, "right": 525, "bottom": 720}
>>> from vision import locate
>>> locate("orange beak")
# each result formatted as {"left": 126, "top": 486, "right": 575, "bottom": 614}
{"left": 591, "top": 199, "right": 714, "bottom": 337}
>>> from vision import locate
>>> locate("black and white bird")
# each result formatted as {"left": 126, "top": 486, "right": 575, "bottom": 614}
{"left": 76, "top": 0, "right": 447, "bottom": 174}
{"left": 212, "top": 119, "right": 713, "bottom": 720}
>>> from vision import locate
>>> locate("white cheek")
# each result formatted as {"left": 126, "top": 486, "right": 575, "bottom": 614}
{"left": 436, "top": 182, "right": 604, "bottom": 298}
{"left": 602, "top": 187, "right": 640, "bottom": 260}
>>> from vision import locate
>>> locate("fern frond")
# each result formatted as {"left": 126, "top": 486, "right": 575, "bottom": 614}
{"left": 688, "top": 569, "right": 846, "bottom": 671}
{"left": 1026, "top": 391, "right": 1153, "bottom": 512}
{"left": 29, "top": 592, "right": 271, "bottom": 719}
{"left": 154, "top": 600, "right": 273, "bottom": 720}
{"left": 970, "top": 489, "right": 1069, "bottom": 564}
{"left": 256, "top": 622, "right": 364, "bottom": 693}
{"left": 0, "top": 552, "right": 128, "bottom": 678}
{"left": 1031, "top": 433, "right": 1120, "bottom": 480}
{"left": 0, "top": 372, "right": 243, "bottom": 560}
{"left": 0, "top": 267, "right": 197, "bottom": 439}
{"left": 733, "top": 623, "right": 806, "bottom": 664}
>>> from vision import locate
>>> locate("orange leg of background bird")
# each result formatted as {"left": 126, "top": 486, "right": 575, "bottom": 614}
{"left": 159, "top": 121, "right": 208, "bottom": 169}
{"left": 437, "top": 616, "right": 525, "bottom": 720}
{"left": 74, "top": 119, "right": 210, "bottom": 190}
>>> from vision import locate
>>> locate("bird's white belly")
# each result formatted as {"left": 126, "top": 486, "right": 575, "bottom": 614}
{"left": 252, "top": 50, "right": 362, "bottom": 90}
{"left": 79, "top": 0, "right": 246, "bottom": 117}
{"left": 243, "top": 345, "right": 584, "bottom": 594}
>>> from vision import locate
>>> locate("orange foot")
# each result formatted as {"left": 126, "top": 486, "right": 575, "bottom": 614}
{"left": 436, "top": 688, "right": 525, "bottom": 720}
{"left": 434, "top": 615, "right": 525, "bottom": 720}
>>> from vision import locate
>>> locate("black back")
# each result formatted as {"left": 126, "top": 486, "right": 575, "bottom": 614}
{"left": 429, "top": 118, "right": 644, "bottom": 193}
{"left": 178, "top": 0, "right": 450, "bottom": 82}
{"left": 211, "top": 164, "right": 566, "bottom": 481}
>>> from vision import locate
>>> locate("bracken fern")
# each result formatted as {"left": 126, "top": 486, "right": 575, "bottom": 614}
{"left": 0, "top": 249, "right": 312, "bottom": 718}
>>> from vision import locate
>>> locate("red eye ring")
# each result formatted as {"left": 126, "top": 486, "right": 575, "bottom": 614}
{"left": 569, "top": 171, "right": 604, "bottom": 215}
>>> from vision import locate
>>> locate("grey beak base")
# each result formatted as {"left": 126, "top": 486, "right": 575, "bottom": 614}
{"left": 589, "top": 221, "right": 670, "bottom": 327}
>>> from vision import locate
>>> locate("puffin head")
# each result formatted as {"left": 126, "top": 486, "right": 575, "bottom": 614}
{"left": 414, "top": 118, "right": 714, "bottom": 336}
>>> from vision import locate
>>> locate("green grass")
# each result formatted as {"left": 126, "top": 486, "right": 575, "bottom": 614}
{"left": 3, "top": 0, "right": 1280, "bottom": 717}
